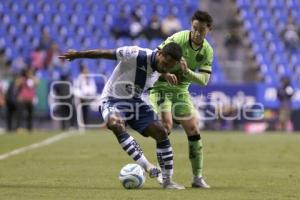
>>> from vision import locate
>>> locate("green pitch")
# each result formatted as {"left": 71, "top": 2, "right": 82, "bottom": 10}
{"left": 0, "top": 130, "right": 299, "bottom": 200}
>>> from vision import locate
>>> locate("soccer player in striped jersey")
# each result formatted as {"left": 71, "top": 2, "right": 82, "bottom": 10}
{"left": 149, "top": 10, "right": 213, "bottom": 188}
{"left": 59, "top": 42, "right": 185, "bottom": 189}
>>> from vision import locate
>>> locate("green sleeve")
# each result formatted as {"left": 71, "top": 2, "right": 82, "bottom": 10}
{"left": 202, "top": 44, "right": 213, "bottom": 72}
{"left": 185, "top": 43, "right": 213, "bottom": 85}
{"left": 184, "top": 69, "right": 211, "bottom": 86}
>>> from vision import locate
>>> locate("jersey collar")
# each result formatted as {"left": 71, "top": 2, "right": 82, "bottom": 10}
{"left": 150, "top": 51, "right": 158, "bottom": 71}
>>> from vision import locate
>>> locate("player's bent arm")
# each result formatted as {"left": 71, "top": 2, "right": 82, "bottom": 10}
{"left": 184, "top": 69, "right": 211, "bottom": 86}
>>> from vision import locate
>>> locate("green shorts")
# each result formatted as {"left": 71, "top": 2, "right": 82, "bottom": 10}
{"left": 149, "top": 88, "right": 195, "bottom": 118}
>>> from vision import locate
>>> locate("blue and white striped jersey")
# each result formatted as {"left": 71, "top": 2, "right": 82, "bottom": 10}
{"left": 101, "top": 46, "right": 159, "bottom": 100}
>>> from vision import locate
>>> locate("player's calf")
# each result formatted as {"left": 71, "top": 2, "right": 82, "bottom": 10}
{"left": 144, "top": 122, "right": 184, "bottom": 188}
{"left": 115, "top": 132, "right": 157, "bottom": 174}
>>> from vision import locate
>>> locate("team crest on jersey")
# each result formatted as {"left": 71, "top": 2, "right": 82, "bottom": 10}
{"left": 125, "top": 84, "right": 143, "bottom": 96}
{"left": 119, "top": 50, "right": 124, "bottom": 57}
{"left": 125, "top": 49, "right": 131, "bottom": 57}
{"left": 196, "top": 54, "right": 204, "bottom": 62}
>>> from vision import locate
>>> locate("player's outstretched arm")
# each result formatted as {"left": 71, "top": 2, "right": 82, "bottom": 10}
{"left": 59, "top": 49, "right": 117, "bottom": 61}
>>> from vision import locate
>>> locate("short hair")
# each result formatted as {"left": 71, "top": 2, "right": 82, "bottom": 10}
{"left": 192, "top": 10, "right": 213, "bottom": 28}
{"left": 161, "top": 42, "right": 182, "bottom": 61}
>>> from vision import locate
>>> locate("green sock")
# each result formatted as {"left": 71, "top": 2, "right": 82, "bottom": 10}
{"left": 188, "top": 135, "right": 203, "bottom": 177}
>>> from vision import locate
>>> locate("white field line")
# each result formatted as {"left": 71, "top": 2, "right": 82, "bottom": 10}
{"left": 0, "top": 131, "right": 82, "bottom": 161}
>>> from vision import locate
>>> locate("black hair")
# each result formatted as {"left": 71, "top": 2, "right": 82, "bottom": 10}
{"left": 192, "top": 10, "right": 213, "bottom": 28}
{"left": 161, "top": 42, "right": 182, "bottom": 61}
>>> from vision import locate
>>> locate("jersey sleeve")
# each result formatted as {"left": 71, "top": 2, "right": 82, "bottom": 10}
{"left": 158, "top": 31, "right": 186, "bottom": 49}
{"left": 184, "top": 70, "right": 210, "bottom": 86}
{"left": 186, "top": 45, "right": 213, "bottom": 86}
{"left": 115, "top": 46, "right": 139, "bottom": 62}
{"left": 200, "top": 45, "right": 213, "bottom": 73}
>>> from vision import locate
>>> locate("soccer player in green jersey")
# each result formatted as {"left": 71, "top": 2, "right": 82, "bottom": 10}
{"left": 149, "top": 10, "right": 213, "bottom": 188}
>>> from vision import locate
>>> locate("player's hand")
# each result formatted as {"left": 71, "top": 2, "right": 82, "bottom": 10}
{"left": 58, "top": 49, "right": 78, "bottom": 61}
{"left": 163, "top": 73, "right": 178, "bottom": 85}
{"left": 180, "top": 57, "right": 188, "bottom": 74}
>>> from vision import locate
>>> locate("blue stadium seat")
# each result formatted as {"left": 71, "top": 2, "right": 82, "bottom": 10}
{"left": 0, "top": 0, "right": 225, "bottom": 84}
{"left": 255, "top": 0, "right": 268, "bottom": 8}
{"left": 132, "top": 38, "right": 149, "bottom": 48}
{"left": 236, "top": 0, "right": 300, "bottom": 87}
{"left": 236, "top": 0, "right": 251, "bottom": 8}
{"left": 116, "top": 38, "right": 132, "bottom": 46}
{"left": 149, "top": 39, "right": 163, "bottom": 50}
{"left": 270, "top": 0, "right": 285, "bottom": 9}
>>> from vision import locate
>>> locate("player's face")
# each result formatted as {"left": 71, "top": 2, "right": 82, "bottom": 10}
{"left": 191, "top": 20, "right": 211, "bottom": 45}
{"left": 156, "top": 53, "right": 178, "bottom": 73}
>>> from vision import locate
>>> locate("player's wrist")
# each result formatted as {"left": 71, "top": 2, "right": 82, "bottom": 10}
{"left": 183, "top": 69, "right": 191, "bottom": 76}
{"left": 162, "top": 72, "right": 171, "bottom": 78}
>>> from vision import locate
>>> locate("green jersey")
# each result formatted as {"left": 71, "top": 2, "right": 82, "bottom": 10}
{"left": 153, "top": 30, "right": 213, "bottom": 91}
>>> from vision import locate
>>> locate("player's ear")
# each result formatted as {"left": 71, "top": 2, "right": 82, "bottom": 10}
{"left": 156, "top": 50, "right": 163, "bottom": 58}
{"left": 207, "top": 24, "right": 213, "bottom": 31}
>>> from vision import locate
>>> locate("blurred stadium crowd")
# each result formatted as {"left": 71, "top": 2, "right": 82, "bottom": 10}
{"left": 0, "top": 0, "right": 299, "bottom": 133}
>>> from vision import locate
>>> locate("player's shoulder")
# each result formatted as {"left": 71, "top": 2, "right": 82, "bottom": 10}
{"left": 117, "top": 46, "right": 143, "bottom": 58}
{"left": 203, "top": 39, "right": 213, "bottom": 53}
{"left": 163, "top": 30, "right": 190, "bottom": 47}
{"left": 119, "top": 45, "right": 141, "bottom": 53}
{"left": 172, "top": 30, "right": 190, "bottom": 40}
{"left": 203, "top": 39, "right": 213, "bottom": 51}
{"left": 137, "top": 46, "right": 154, "bottom": 53}
{"left": 124, "top": 46, "right": 154, "bottom": 54}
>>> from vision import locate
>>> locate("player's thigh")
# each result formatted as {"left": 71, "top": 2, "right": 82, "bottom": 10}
{"left": 172, "top": 92, "right": 195, "bottom": 120}
{"left": 127, "top": 103, "right": 160, "bottom": 136}
{"left": 149, "top": 89, "right": 172, "bottom": 114}
{"left": 161, "top": 111, "right": 173, "bottom": 133}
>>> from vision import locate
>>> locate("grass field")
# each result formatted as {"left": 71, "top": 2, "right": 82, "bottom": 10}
{"left": 0, "top": 130, "right": 300, "bottom": 200}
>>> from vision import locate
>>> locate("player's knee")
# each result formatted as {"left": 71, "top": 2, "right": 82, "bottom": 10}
{"left": 162, "top": 121, "right": 173, "bottom": 134}
{"left": 107, "top": 118, "right": 125, "bottom": 134}
{"left": 186, "top": 125, "right": 200, "bottom": 136}
{"left": 143, "top": 121, "right": 169, "bottom": 141}
{"left": 108, "top": 123, "right": 126, "bottom": 135}
{"left": 152, "top": 124, "right": 169, "bottom": 142}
